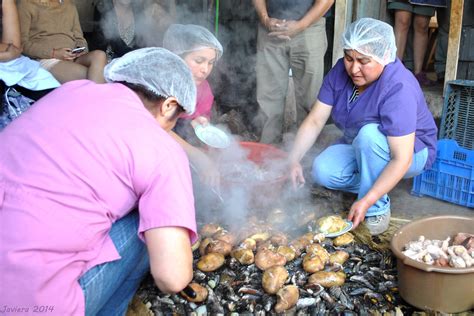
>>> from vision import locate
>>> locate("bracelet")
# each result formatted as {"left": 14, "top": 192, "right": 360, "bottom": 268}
{"left": 51, "top": 48, "right": 55, "bottom": 58}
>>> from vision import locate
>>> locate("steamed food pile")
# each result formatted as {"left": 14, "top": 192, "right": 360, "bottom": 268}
{"left": 402, "top": 233, "right": 474, "bottom": 268}
{"left": 192, "top": 220, "right": 355, "bottom": 313}
{"left": 136, "top": 214, "right": 413, "bottom": 314}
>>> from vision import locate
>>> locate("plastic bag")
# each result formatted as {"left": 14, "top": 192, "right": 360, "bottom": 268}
{"left": 0, "top": 86, "right": 35, "bottom": 131}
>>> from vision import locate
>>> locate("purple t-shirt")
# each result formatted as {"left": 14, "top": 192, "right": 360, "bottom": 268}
{"left": 318, "top": 58, "right": 437, "bottom": 169}
{"left": 0, "top": 80, "right": 197, "bottom": 315}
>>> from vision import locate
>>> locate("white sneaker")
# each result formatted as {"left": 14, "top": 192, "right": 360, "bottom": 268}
{"left": 365, "top": 209, "right": 391, "bottom": 236}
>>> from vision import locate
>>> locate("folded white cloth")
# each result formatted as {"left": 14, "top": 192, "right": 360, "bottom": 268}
{"left": 0, "top": 55, "right": 60, "bottom": 90}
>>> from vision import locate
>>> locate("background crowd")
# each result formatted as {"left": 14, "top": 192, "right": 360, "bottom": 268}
{"left": 0, "top": 0, "right": 448, "bottom": 315}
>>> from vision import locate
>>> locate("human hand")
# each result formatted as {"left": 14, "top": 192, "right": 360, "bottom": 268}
{"left": 0, "top": 43, "right": 22, "bottom": 62}
{"left": 268, "top": 20, "right": 304, "bottom": 40}
{"left": 53, "top": 47, "right": 78, "bottom": 61}
{"left": 201, "top": 162, "right": 220, "bottom": 189}
{"left": 71, "top": 46, "right": 87, "bottom": 59}
{"left": 290, "top": 161, "right": 305, "bottom": 190}
{"left": 194, "top": 152, "right": 220, "bottom": 189}
{"left": 262, "top": 16, "right": 287, "bottom": 32}
{"left": 190, "top": 116, "right": 209, "bottom": 129}
{"left": 347, "top": 198, "right": 371, "bottom": 229}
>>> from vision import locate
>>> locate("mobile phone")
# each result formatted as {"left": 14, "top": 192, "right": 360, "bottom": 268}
{"left": 71, "top": 46, "right": 86, "bottom": 54}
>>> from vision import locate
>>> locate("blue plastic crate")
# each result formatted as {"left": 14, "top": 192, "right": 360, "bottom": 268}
{"left": 439, "top": 80, "right": 474, "bottom": 150}
{"left": 411, "top": 139, "right": 474, "bottom": 208}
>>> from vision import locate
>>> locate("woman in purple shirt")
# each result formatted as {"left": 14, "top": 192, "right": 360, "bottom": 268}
{"left": 288, "top": 18, "right": 437, "bottom": 235}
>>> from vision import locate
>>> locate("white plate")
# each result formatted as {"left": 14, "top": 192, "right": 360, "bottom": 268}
{"left": 194, "top": 124, "right": 230, "bottom": 149}
{"left": 323, "top": 220, "right": 353, "bottom": 238}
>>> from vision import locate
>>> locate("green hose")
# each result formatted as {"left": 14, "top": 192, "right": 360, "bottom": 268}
{"left": 214, "top": 0, "right": 219, "bottom": 36}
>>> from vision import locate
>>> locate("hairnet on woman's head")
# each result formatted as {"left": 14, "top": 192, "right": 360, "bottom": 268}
{"left": 163, "top": 24, "right": 223, "bottom": 60}
{"left": 104, "top": 47, "right": 196, "bottom": 114}
{"left": 342, "top": 18, "right": 397, "bottom": 66}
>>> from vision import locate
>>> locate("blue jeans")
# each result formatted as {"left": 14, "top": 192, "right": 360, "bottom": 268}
{"left": 79, "top": 211, "right": 150, "bottom": 316}
{"left": 312, "top": 124, "right": 428, "bottom": 217}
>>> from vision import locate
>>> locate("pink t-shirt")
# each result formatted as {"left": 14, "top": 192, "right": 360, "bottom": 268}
{"left": 182, "top": 79, "right": 214, "bottom": 120}
{"left": 0, "top": 80, "right": 197, "bottom": 315}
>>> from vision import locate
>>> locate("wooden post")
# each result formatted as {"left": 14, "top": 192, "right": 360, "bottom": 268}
{"left": 444, "top": 0, "right": 464, "bottom": 94}
{"left": 333, "top": 0, "right": 350, "bottom": 65}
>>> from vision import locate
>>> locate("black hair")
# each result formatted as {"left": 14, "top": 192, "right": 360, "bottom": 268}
{"left": 118, "top": 81, "right": 185, "bottom": 119}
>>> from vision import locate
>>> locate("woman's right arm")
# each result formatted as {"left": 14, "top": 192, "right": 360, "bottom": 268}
{"left": 0, "top": 0, "right": 22, "bottom": 61}
{"left": 169, "top": 130, "right": 220, "bottom": 188}
{"left": 288, "top": 99, "right": 332, "bottom": 187}
{"left": 145, "top": 226, "right": 193, "bottom": 293}
{"left": 2, "top": 0, "right": 21, "bottom": 47}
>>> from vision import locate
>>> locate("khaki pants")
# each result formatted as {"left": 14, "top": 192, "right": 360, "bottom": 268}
{"left": 256, "top": 19, "right": 327, "bottom": 144}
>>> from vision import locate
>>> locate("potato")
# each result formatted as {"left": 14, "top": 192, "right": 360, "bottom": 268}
{"left": 199, "top": 237, "right": 213, "bottom": 256}
{"left": 302, "top": 253, "right": 325, "bottom": 273}
{"left": 270, "top": 232, "right": 288, "bottom": 246}
{"left": 313, "top": 233, "right": 326, "bottom": 243}
{"left": 255, "top": 248, "right": 287, "bottom": 270}
{"left": 256, "top": 239, "right": 273, "bottom": 251}
{"left": 249, "top": 232, "right": 271, "bottom": 243}
{"left": 300, "top": 232, "right": 317, "bottom": 244}
{"left": 288, "top": 239, "right": 307, "bottom": 257}
{"left": 200, "top": 223, "right": 222, "bottom": 237}
{"left": 274, "top": 285, "right": 299, "bottom": 313}
{"left": 333, "top": 233, "right": 354, "bottom": 246}
{"left": 180, "top": 283, "right": 208, "bottom": 303}
{"left": 212, "top": 230, "right": 236, "bottom": 246}
{"left": 239, "top": 238, "right": 257, "bottom": 251}
{"left": 300, "top": 232, "right": 325, "bottom": 243}
{"left": 205, "top": 239, "right": 232, "bottom": 256}
{"left": 197, "top": 253, "right": 225, "bottom": 272}
{"left": 262, "top": 265, "right": 289, "bottom": 294}
{"left": 277, "top": 245, "right": 296, "bottom": 262}
{"left": 306, "top": 243, "right": 329, "bottom": 264}
{"left": 231, "top": 247, "right": 254, "bottom": 265}
{"left": 329, "top": 250, "right": 350, "bottom": 265}
{"left": 318, "top": 215, "right": 347, "bottom": 234}
{"left": 191, "top": 239, "right": 200, "bottom": 252}
{"left": 307, "top": 271, "right": 346, "bottom": 288}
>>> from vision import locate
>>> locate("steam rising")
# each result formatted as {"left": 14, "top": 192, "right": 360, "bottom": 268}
{"left": 193, "top": 134, "right": 315, "bottom": 233}
{"left": 97, "top": 1, "right": 351, "bottom": 230}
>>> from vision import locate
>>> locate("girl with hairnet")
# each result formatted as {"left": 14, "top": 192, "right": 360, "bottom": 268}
{"left": 0, "top": 48, "right": 198, "bottom": 315}
{"left": 288, "top": 18, "right": 437, "bottom": 235}
{"left": 163, "top": 24, "right": 224, "bottom": 193}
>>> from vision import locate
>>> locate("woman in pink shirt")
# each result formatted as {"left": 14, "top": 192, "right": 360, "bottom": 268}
{"left": 0, "top": 48, "right": 197, "bottom": 315}
{"left": 163, "top": 24, "right": 224, "bottom": 197}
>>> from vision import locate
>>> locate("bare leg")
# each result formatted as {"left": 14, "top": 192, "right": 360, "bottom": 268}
{"left": 75, "top": 50, "right": 107, "bottom": 83}
{"left": 393, "top": 10, "right": 412, "bottom": 60}
{"left": 412, "top": 14, "right": 430, "bottom": 74}
{"left": 49, "top": 60, "right": 88, "bottom": 84}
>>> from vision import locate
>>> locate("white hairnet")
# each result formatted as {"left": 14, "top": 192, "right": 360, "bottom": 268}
{"left": 163, "top": 24, "right": 223, "bottom": 60}
{"left": 104, "top": 47, "right": 196, "bottom": 114}
{"left": 342, "top": 18, "right": 397, "bottom": 66}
